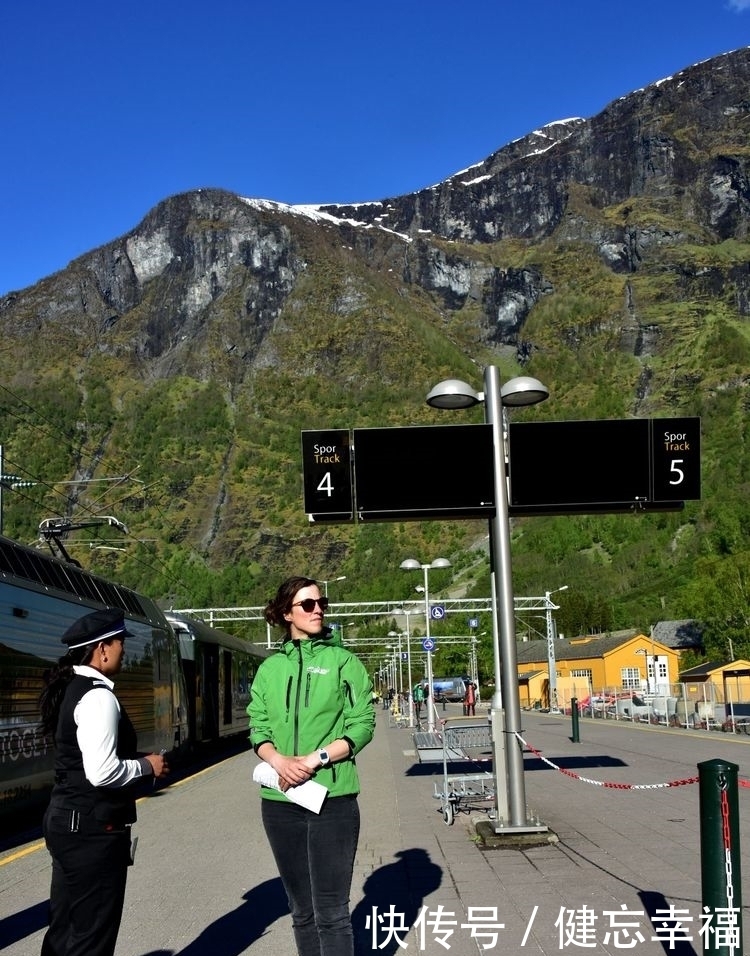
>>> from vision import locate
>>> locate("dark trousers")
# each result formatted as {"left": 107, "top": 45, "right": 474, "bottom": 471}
{"left": 41, "top": 806, "right": 131, "bottom": 956}
{"left": 262, "top": 794, "right": 360, "bottom": 956}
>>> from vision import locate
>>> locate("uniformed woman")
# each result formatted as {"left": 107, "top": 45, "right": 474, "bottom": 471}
{"left": 38, "top": 607, "right": 169, "bottom": 956}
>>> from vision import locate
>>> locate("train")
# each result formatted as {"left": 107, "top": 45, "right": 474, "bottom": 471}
{"left": 0, "top": 534, "right": 271, "bottom": 819}
{"left": 165, "top": 612, "right": 271, "bottom": 745}
{"left": 430, "top": 676, "right": 473, "bottom": 702}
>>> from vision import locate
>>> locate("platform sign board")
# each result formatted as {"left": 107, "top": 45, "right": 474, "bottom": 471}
{"left": 301, "top": 429, "right": 354, "bottom": 522}
{"left": 352, "top": 424, "right": 495, "bottom": 521}
{"left": 650, "top": 417, "right": 701, "bottom": 502}
{"left": 507, "top": 417, "right": 700, "bottom": 515}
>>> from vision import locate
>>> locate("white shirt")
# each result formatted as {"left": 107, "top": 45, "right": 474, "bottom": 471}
{"left": 72, "top": 665, "right": 147, "bottom": 788}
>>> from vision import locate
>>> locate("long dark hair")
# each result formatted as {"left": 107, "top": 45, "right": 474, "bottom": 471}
{"left": 39, "top": 644, "right": 96, "bottom": 736}
{"left": 264, "top": 576, "right": 318, "bottom": 635}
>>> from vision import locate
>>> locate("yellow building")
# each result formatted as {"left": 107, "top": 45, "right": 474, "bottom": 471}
{"left": 678, "top": 659, "right": 750, "bottom": 709}
{"left": 515, "top": 630, "right": 680, "bottom": 711}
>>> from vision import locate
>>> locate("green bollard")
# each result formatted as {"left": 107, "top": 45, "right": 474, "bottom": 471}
{"left": 571, "top": 697, "right": 580, "bottom": 743}
{"left": 698, "top": 758, "right": 742, "bottom": 955}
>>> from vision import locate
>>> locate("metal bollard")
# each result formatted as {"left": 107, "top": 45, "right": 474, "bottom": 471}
{"left": 570, "top": 697, "right": 580, "bottom": 743}
{"left": 698, "top": 758, "right": 742, "bottom": 955}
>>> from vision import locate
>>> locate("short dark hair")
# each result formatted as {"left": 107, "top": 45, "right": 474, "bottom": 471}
{"left": 264, "top": 576, "right": 318, "bottom": 630}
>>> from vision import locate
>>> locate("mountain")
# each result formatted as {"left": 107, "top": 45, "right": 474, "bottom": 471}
{"left": 0, "top": 46, "right": 749, "bottom": 661}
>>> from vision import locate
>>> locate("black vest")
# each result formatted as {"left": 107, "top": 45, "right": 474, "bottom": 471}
{"left": 51, "top": 673, "right": 140, "bottom": 825}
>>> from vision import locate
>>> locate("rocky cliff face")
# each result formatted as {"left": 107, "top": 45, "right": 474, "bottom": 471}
{"left": 333, "top": 48, "right": 750, "bottom": 246}
{"left": 2, "top": 48, "right": 747, "bottom": 380}
{"left": 0, "top": 47, "right": 748, "bottom": 591}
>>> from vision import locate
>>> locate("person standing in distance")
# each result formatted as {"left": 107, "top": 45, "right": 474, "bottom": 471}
{"left": 38, "top": 608, "right": 169, "bottom": 956}
{"left": 248, "top": 577, "right": 375, "bottom": 956}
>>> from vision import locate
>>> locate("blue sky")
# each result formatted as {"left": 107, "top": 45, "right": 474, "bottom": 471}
{"left": 1, "top": 0, "right": 749, "bottom": 296}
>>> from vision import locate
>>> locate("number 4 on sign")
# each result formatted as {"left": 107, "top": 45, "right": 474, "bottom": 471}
{"left": 317, "top": 473, "right": 334, "bottom": 497}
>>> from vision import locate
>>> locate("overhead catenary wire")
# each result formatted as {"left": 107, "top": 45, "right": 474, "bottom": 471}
{"left": 0, "top": 385, "right": 188, "bottom": 592}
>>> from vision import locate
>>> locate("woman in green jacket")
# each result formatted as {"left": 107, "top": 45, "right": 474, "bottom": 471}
{"left": 248, "top": 576, "right": 375, "bottom": 956}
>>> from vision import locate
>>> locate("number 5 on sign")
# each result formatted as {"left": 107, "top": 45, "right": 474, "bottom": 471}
{"left": 650, "top": 417, "right": 701, "bottom": 502}
{"left": 301, "top": 430, "right": 354, "bottom": 522}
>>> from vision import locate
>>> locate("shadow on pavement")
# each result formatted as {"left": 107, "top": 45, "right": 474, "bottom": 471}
{"left": 352, "top": 847, "right": 442, "bottom": 955}
{"left": 175, "top": 877, "right": 288, "bottom": 955}
{"left": 0, "top": 899, "right": 49, "bottom": 949}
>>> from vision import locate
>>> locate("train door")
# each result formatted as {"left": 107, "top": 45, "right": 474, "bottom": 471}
{"left": 201, "top": 643, "right": 220, "bottom": 740}
{"left": 222, "top": 650, "right": 232, "bottom": 727}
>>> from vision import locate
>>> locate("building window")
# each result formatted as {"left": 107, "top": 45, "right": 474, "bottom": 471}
{"left": 571, "top": 668, "right": 593, "bottom": 682}
{"left": 621, "top": 667, "right": 641, "bottom": 689}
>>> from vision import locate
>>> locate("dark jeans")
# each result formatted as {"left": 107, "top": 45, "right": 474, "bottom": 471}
{"left": 262, "top": 794, "right": 360, "bottom": 956}
{"left": 41, "top": 805, "right": 131, "bottom": 956}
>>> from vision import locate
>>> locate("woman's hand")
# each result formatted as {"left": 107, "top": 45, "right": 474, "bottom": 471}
{"left": 272, "top": 753, "right": 317, "bottom": 790}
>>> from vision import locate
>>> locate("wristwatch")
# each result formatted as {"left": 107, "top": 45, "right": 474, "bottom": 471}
{"left": 318, "top": 749, "right": 330, "bottom": 767}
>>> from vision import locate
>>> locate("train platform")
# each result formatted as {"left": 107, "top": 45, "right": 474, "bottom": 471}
{"left": 3, "top": 706, "right": 750, "bottom": 955}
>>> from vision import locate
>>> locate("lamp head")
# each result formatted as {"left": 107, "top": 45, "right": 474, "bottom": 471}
{"left": 500, "top": 376, "right": 550, "bottom": 407}
{"left": 426, "top": 379, "right": 483, "bottom": 409}
{"left": 400, "top": 558, "right": 421, "bottom": 571}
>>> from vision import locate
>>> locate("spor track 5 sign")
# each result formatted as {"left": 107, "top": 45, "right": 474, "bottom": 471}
{"left": 507, "top": 417, "right": 700, "bottom": 514}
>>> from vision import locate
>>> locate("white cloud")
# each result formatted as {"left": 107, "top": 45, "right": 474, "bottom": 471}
{"left": 728, "top": 0, "right": 750, "bottom": 10}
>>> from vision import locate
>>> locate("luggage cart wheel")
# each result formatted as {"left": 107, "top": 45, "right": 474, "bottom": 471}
{"left": 442, "top": 803, "right": 455, "bottom": 826}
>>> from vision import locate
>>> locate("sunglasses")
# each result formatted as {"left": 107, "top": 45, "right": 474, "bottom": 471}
{"left": 292, "top": 597, "right": 329, "bottom": 613}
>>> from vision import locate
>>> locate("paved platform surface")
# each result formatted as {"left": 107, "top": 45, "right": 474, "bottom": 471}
{"left": 3, "top": 707, "right": 750, "bottom": 955}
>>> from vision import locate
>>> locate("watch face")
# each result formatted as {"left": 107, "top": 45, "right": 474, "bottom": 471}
{"left": 319, "top": 750, "right": 329, "bottom": 764}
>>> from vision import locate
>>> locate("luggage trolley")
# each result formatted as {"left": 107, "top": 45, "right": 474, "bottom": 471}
{"left": 431, "top": 717, "right": 495, "bottom": 826}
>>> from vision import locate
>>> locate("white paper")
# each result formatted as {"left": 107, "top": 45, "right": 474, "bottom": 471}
{"left": 252, "top": 761, "right": 328, "bottom": 813}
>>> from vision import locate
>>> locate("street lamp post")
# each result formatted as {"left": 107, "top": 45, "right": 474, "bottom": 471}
{"left": 390, "top": 608, "right": 415, "bottom": 726}
{"left": 427, "top": 368, "right": 549, "bottom": 832}
{"left": 321, "top": 575, "right": 346, "bottom": 597}
{"left": 387, "top": 630, "right": 404, "bottom": 695}
{"left": 634, "top": 648, "right": 653, "bottom": 724}
{"left": 332, "top": 621, "right": 355, "bottom": 644}
{"left": 545, "top": 586, "right": 568, "bottom": 712}
{"left": 386, "top": 642, "right": 402, "bottom": 695}
{"left": 400, "top": 557, "right": 451, "bottom": 733}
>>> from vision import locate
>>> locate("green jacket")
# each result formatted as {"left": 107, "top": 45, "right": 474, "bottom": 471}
{"left": 247, "top": 629, "right": 375, "bottom": 801}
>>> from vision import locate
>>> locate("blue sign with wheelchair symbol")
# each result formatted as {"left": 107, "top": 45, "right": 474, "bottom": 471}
{"left": 430, "top": 605, "right": 445, "bottom": 621}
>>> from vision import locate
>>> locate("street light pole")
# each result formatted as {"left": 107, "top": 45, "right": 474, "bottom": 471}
{"left": 332, "top": 621, "right": 355, "bottom": 644}
{"left": 387, "top": 630, "right": 404, "bottom": 695}
{"left": 545, "top": 585, "right": 568, "bottom": 712}
{"left": 321, "top": 575, "right": 346, "bottom": 597}
{"left": 391, "top": 608, "right": 415, "bottom": 726}
{"left": 401, "top": 558, "right": 450, "bottom": 733}
{"left": 426, "top": 368, "right": 549, "bottom": 832}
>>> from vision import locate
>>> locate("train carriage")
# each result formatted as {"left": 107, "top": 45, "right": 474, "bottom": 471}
{"left": 0, "top": 535, "right": 190, "bottom": 818}
{"left": 165, "top": 612, "right": 272, "bottom": 745}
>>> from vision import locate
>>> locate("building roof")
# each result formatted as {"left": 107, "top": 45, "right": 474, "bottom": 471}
{"left": 680, "top": 659, "right": 750, "bottom": 679}
{"left": 517, "top": 669, "right": 545, "bottom": 681}
{"left": 516, "top": 629, "right": 641, "bottom": 665}
{"left": 678, "top": 661, "right": 720, "bottom": 679}
{"left": 651, "top": 620, "right": 704, "bottom": 650}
